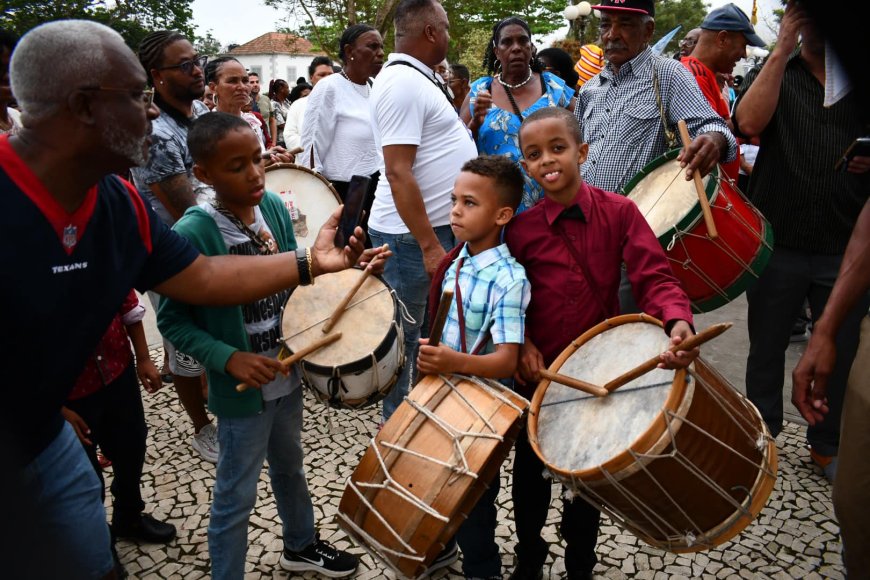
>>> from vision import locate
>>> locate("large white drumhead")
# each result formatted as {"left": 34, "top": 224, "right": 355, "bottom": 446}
{"left": 628, "top": 159, "right": 711, "bottom": 237}
{"left": 281, "top": 269, "right": 395, "bottom": 366}
{"left": 266, "top": 165, "right": 341, "bottom": 249}
{"left": 536, "top": 322, "right": 675, "bottom": 473}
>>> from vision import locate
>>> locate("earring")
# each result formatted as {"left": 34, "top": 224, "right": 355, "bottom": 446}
{"left": 160, "top": 81, "right": 164, "bottom": 85}
{"left": 351, "top": 56, "right": 355, "bottom": 61}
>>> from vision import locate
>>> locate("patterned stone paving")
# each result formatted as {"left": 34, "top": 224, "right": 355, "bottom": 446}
{"left": 107, "top": 347, "right": 844, "bottom": 579}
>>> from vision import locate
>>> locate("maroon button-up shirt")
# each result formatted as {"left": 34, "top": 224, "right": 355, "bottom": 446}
{"left": 505, "top": 182, "right": 693, "bottom": 396}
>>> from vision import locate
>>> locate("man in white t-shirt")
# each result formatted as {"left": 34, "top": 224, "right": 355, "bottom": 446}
{"left": 368, "top": 0, "right": 477, "bottom": 421}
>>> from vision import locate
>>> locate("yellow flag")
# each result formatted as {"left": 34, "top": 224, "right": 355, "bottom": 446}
{"left": 751, "top": 0, "right": 758, "bottom": 24}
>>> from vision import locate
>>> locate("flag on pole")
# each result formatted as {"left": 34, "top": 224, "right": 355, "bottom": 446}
{"left": 651, "top": 25, "right": 682, "bottom": 55}
{"left": 751, "top": 0, "right": 758, "bottom": 24}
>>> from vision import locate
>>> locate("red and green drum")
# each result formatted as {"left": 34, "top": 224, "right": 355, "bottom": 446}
{"left": 623, "top": 149, "right": 774, "bottom": 313}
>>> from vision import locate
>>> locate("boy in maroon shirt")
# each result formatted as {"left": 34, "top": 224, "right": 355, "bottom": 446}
{"left": 504, "top": 107, "right": 699, "bottom": 580}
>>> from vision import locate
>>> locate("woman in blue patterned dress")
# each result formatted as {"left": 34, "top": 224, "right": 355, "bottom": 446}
{"left": 460, "top": 16, "right": 575, "bottom": 213}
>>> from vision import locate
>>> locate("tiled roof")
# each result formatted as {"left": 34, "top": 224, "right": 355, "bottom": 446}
{"left": 228, "top": 32, "right": 322, "bottom": 55}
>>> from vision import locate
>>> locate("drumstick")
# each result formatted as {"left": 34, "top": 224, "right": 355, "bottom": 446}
{"left": 604, "top": 322, "right": 732, "bottom": 394}
{"left": 322, "top": 245, "right": 389, "bottom": 333}
{"left": 235, "top": 332, "right": 342, "bottom": 392}
{"left": 427, "top": 289, "right": 454, "bottom": 347}
{"left": 677, "top": 119, "right": 718, "bottom": 240}
{"left": 287, "top": 146, "right": 304, "bottom": 156}
{"left": 539, "top": 369, "right": 609, "bottom": 397}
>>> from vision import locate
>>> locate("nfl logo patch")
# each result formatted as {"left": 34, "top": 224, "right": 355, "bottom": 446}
{"left": 63, "top": 224, "right": 78, "bottom": 249}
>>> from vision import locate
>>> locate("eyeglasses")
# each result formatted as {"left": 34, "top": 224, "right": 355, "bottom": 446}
{"left": 679, "top": 38, "right": 698, "bottom": 47}
{"left": 81, "top": 86, "right": 155, "bottom": 107}
{"left": 158, "top": 55, "right": 208, "bottom": 76}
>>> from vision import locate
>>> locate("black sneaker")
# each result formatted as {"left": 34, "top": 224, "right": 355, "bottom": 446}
{"left": 279, "top": 533, "right": 359, "bottom": 578}
{"left": 421, "top": 539, "right": 459, "bottom": 577}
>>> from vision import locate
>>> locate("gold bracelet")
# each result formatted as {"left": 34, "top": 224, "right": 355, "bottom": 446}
{"left": 306, "top": 247, "right": 315, "bottom": 285}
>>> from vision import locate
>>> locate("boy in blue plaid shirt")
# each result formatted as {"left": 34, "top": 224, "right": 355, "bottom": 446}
{"left": 418, "top": 155, "right": 531, "bottom": 579}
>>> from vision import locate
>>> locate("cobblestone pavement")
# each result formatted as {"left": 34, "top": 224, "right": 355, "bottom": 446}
{"left": 109, "top": 347, "right": 844, "bottom": 579}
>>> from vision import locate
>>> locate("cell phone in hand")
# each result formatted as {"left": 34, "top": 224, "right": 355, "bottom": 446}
{"left": 334, "top": 175, "right": 371, "bottom": 248}
{"left": 835, "top": 137, "right": 870, "bottom": 171}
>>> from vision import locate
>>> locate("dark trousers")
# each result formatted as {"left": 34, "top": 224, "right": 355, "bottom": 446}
{"left": 511, "top": 428, "right": 600, "bottom": 576}
{"left": 746, "top": 246, "right": 870, "bottom": 455}
{"left": 65, "top": 365, "right": 147, "bottom": 524}
{"left": 455, "top": 472, "right": 502, "bottom": 577}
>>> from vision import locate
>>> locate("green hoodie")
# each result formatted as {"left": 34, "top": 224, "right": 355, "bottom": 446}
{"left": 157, "top": 192, "right": 297, "bottom": 417}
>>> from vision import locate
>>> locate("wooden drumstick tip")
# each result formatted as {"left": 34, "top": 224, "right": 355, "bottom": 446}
{"left": 235, "top": 332, "right": 342, "bottom": 392}
{"left": 540, "top": 369, "right": 609, "bottom": 397}
{"left": 677, "top": 119, "right": 719, "bottom": 240}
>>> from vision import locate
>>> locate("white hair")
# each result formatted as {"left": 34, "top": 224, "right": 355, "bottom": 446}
{"left": 10, "top": 20, "right": 126, "bottom": 123}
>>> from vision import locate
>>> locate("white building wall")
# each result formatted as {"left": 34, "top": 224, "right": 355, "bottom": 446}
{"left": 234, "top": 54, "right": 317, "bottom": 90}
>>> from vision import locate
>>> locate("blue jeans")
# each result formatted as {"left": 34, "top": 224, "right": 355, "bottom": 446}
{"left": 369, "top": 226, "right": 455, "bottom": 421}
{"left": 14, "top": 422, "right": 113, "bottom": 579}
{"left": 208, "top": 387, "right": 315, "bottom": 579}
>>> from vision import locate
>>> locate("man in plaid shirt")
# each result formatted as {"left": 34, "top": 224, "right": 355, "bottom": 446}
{"left": 575, "top": 0, "right": 736, "bottom": 195}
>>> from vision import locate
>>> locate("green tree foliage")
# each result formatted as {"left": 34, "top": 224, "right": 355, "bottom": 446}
{"left": 0, "top": 0, "right": 197, "bottom": 51}
{"left": 649, "top": 0, "right": 710, "bottom": 56}
{"left": 195, "top": 30, "right": 224, "bottom": 56}
{"left": 265, "top": 0, "right": 568, "bottom": 61}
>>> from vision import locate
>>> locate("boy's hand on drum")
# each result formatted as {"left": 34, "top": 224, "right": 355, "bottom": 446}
{"left": 226, "top": 351, "right": 286, "bottom": 389}
{"left": 311, "top": 206, "right": 367, "bottom": 276}
{"left": 658, "top": 320, "right": 700, "bottom": 369}
{"left": 417, "top": 338, "right": 460, "bottom": 375}
{"left": 61, "top": 406, "right": 93, "bottom": 446}
{"left": 516, "top": 339, "right": 545, "bottom": 384}
{"left": 358, "top": 244, "right": 392, "bottom": 275}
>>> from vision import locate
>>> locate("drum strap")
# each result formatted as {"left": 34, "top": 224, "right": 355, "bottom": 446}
{"left": 553, "top": 222, "right": 610, "bottom": 322}
{"left": 652, "top": 63, "right": 678, "bottom": 150}
{"left": 452, "top": 257, "right": 489, "bottom": 355}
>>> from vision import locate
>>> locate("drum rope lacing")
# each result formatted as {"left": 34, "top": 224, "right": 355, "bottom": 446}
{"left": 553, "top": 370, "right": 775, "bottom": 551}
{"left": 339, "top": 375, "right": 522, "bottom": 570}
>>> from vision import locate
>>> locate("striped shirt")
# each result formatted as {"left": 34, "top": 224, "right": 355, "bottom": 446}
{"left": 575, "top": 47, "right": 737, "bottom": 194}
{"left": 439, "top": 243, "right": 530, "bottom": 357}
{"left": 733, "top": 53, "right": 869, "bottom": 254}
{"left": 575, "top": 44, "right": 605, "bottom": 88}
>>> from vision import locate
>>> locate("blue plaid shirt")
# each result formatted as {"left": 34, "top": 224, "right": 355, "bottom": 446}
{"left": 575, "top": 47, "right": 737, "bottom": 194}
{"left": 439, "top": 243, "right": 530, "bottom": 357}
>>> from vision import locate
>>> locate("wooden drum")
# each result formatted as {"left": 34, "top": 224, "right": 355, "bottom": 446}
{"left": 265, "top": 163, "right": 341, "bottom": 249}
{"left": 528, "top": 314, "right": 777, "bottom": 552}
{"left": 281, "top": 269, "right": 403, "bottom": 409}
{"left": 623, "top": 150, "right": 774, "bottom": 313}
{"left": 338, "top": 374, "right": 529, "bottom": 578}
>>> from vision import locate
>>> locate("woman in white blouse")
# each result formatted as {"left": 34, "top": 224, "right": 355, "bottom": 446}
{"left": 300, "top": 24, "right": 384, "bottom": 228}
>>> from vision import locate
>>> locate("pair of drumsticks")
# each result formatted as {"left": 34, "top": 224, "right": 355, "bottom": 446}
{"left": 236, "top": 245, "right": 389, "bottom": 392}
{"left": 426, "top": 289, "right": 731, "bottom": 396}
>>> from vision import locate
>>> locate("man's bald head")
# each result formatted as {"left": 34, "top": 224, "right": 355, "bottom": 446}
{"left": 11, "top": 20, "right": 139, "bottom": 124}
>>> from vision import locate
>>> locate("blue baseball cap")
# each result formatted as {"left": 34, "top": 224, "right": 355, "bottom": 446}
{"left": 701, "top": 3, "right": 765, "bottom": 47}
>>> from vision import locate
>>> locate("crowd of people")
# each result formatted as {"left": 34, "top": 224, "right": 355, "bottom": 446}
{"left": 2, "top": 0, "right": 868, "bottom": 579}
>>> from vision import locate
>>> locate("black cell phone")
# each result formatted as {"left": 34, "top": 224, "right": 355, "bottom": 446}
{"left": 334, "top": 175, "right": 370, "bottom": 247}
{"left": 835, "top": 137, "right": 870, "bottom": 171}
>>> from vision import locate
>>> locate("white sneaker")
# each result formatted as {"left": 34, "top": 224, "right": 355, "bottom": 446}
{"left": 192, "top": 423, "right": 219, "bottom": 463}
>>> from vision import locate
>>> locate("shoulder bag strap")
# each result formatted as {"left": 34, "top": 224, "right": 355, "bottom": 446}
{"left": 652, "top": 60, "right": 679, "bottom": 149}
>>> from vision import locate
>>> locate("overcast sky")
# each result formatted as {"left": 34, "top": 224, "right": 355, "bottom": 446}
{"left": 191, "top": 0, "right": 779, "bottom": 50}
